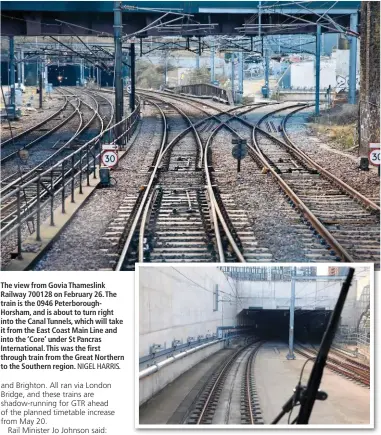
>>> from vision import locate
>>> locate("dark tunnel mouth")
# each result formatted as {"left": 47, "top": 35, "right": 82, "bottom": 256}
{"left": 0, "top": 62, "right": 117, "bottom": 87}
{"left": 237, "top": 309, "right": 333, "bottom": 343}
{"left": 47, "top": 65, "right": 79, "bottom": 87}
{"left": 47, "top": 64, "right": 115, "bottom": 87}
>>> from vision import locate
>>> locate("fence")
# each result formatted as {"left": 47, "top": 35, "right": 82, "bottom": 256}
{"left": 1, "top": 100, "right": 141, "bottom": 261}
{"left": 173, "top": 83, "right": 234, "bottom": 105}
{"left": 334, "top": 328, "right": 370, "bottom": 361}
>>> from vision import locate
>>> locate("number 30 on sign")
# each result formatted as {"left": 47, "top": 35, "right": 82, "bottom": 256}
{"left": 101, "top": 150, "right": 118, "bottom": 167}
{"left": 369, "top": 148, "right": 380, "bottom": 166}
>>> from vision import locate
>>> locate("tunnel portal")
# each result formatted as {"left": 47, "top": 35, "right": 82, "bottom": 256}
{"left": 237, "top": 308, "right": 332, "bottom": 343}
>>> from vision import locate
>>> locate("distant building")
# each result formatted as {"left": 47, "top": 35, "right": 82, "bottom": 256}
{"left": 328, "top": 267, "right": 349, "bottom": 276}
{"left": 328, "top": 266, "right": 340, "bottom": 276}
{"left": 221, "top": 266, "right": 317, "bottom": 281}
{"left": 278, "top": 47, "right": 360, "bottom": 93}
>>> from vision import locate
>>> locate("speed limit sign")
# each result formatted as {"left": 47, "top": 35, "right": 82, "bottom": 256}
{"left": 369, "top": 148, "right": 380, "bottom": 166}
{"left": 101, "top": 150, "right": 118, "bottom": 167}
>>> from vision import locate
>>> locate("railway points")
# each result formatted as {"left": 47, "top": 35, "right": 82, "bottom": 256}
{"left": 0, "top": 1, "right": 379, "bottom": 271}
{"left": 138, "top": 265, "right": 372, "bottom": 426}
{"left": 1, "top": 88, "right": 379, "bottom": 270}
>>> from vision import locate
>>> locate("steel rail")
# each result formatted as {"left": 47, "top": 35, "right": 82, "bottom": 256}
{"left": 101, "top": 88, "right": 272, "bottom": 265}
{"left": 133, "top": 94, "right": 264, "bottom": 265}
{"left": 203, "top": 117, "right": 246, "bottom": 262}
{"left": 116, "top": 95, "right": 230, "bottom": 267}
{"left": 193, "top": 339, "right": 261, "bottom": 424}
{"left": 0, "top": 98, "right": 136, "bottom": 204}
{"left": 0, "top": 91, "right": 112, "bottom": 225}
{"left": 138, "top": 189, "right": 156, "bottom": 263}
{"left": 1, "top": 95, "right": 82, "bottom": 227}
{"left": 144, "top": 94, "right": 225, "bottom": 261}
{"left": 1, "top": 89, "right": 115, "bottom": 232}
{"left": 1, "top": 95, "right": 80, "bottom": 228}
{"left": 303, "top": 343, "right": 370, "bottom": 376}
{"left": 243, "top": 105, "right": 355, "bottom": 262}
{"left": 198, "top": 101, "right": 375, "bottom": 262}
{"left": 139, "top": 94, "right": 357, "bottom": 263}
{"left": 139, "top": 90, "right": 246, "bottom": 127}
{"left": 0, "top": 98, "right": 140, "bottom": 245}
{"left": 139, "top": 339, "right": 223, "bottom": 380}
{"left": 140, "top": 87, "right": 273, "bottom": 115}
{"left": 245, "top": 349, "right": 256, "bottom": 424}
{"left": 1, "top": 112, "right": 138, "bottom": 241}
{"left": 294, "top": 345, "right": 369, "bottom": 386}
{"left": 89, "top": 89, "right": 115, "bottom": 130}
{"left": 196, "top": 348, "right": 242, "bottom": 424}
{"left": 115, "top": 100, "right": 167, "bottom": 270}
{"left": 1, "top": 98, "right": 82, "bottom": 164}
{"left": 281, "top": 106, "right": 380, "bottom": 212}
{"left": 1, "top": 95, "right": 83, "bottom": 188}
{"left": 1, "top": 89, "right": 110, "bottom": 199}
{"left": 1, "top": 92, "right": 81, "bottom": 164}
{"left": 132, "top": 92, "right": 377, "bottom": 264}
{"left": 248, "top": 102, "right": 379, "bottom": 213}
{"left": 135, "top": 91, "right": 277, "bottom": 263}
{"left": 102, "top": 86, "right": 277, "bottom": 122}
{"left": 330, "top": 347, "right": 370, "bottom": 370}
{"left": 0, "top": 90, "right": 69, "bottom": 148}
{"left": 243, "top": 342, "right": 264, "bottom": 425}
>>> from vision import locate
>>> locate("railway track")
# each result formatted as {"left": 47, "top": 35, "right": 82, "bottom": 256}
{"left": 198, "top": 97, "right": 380, "bottom": 265}
{"left": 184, "top": 340, "right": 264, "bottom": 425}
{"left": 241, "top": 342, "right": 264, "bottom": 424}
{"left": 1, "top": 88, "right": 112, "bottom": 182}
{"left": 252, "top": 104, "right": 380, "bottom": 265}
{"left": 7, "top": 87, "right": 375, "bottom": 269}
{"left": 112, "top": 96, "right": 215, "bottom": 268}
{"left": 141, "top": 94, "right": 226, "bottom": 264}
{"left": 111, "top": 91, "right": 276, "bottom": 269}
{"left": 330, "top": 346, "right": 370, "bottom": 370}
{"left": 90, "top": 89, "right": 378, "bottom": 269}
{"left": 1, "top": 90, "right": 70, "bottom": 147}
{"left": 139, "top": 91, "right": 379, "bottom": 265}
{"left": 0, "top": 88, "right": 114, "bottom": 238}
{"left": 294, "top": 343, "right": 370, "bottom": 387}
{"left": 1, "top": 89, "right": 79, "bottom": 164}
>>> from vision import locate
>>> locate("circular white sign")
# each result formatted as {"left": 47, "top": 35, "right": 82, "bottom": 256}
{"left": 127, "top": 85, "right": 131, "bottom": 93}
{"left": 101, "top": 150, "right": 118, "bottom": 167}
{"left": 369, "top": 149, "right": 380, "bottom": 166}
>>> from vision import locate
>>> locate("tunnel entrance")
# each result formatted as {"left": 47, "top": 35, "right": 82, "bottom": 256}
{"left": 237, "top": 309, "right": 332, "bottom": 343}
{"left": 48, "top": 64, "right": 79, "bottom": 86}
{"left": 99, "top": 70, "right": 114, "bottom": 87}
{"left": 1, "top": 61, "right": 18, "bottom": 84}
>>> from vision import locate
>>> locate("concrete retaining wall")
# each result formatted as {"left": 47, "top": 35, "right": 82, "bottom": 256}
{"left": 277, "top": 91, "right": 328, "bottom": 102}
{"left": 234, "top": 278, "right": 357, "bottom": 328}
{"left": 139, "top": 266, "right": 237, "bottom": 358}
{"left": 139, "top": 340, "right": 224, "bottom": 405}
{"left": 234, "top": 279, "right": 348, "bottom": 310}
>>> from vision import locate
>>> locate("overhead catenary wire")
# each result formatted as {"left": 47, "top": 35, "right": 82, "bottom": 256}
{"left": 170, "top": 267, "right": 239, "bottom": 304}
{"left": 221, "top": 269, "right": 245, "bottom": 309}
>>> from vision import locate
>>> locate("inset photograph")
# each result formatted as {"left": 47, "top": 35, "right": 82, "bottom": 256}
{"left": 137, "top": 264, "right": 372, "bottom": 427}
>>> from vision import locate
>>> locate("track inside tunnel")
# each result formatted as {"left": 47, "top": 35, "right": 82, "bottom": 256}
{"left": 237, "top": 308, "right": 332, "bottom": 343}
